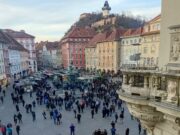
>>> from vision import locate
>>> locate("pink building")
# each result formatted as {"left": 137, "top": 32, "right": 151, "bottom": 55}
{"left": 61, "top": 27, "right": 95, "bottom": 69}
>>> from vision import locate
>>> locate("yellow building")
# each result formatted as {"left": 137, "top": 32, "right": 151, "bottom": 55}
{"left": 85, "top": 46, "right": 97, "bottom": 71}
{"left": 141, "top": 15, "right": 161, "bottom": 67}
{"left": 96, "top": 29, "right": 125, "bottom": 73}
{"left": 85, "top": 33, "right": 105, "bottom": 71}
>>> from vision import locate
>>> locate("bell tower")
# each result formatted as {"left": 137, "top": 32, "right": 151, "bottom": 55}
{"left": 102, "top": 1, "right": 111, "bottom": 18}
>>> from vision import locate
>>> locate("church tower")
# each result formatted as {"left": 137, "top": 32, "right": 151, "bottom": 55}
{"left": 102, "top": 1, "right": 111, "bottom": 18}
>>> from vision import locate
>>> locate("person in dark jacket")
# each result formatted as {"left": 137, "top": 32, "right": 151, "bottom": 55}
{"left": 125, "top": 128, "right": 129, "bottom": 135}
{"left": 16, "top": 125, "right": 20, "bottom": 135}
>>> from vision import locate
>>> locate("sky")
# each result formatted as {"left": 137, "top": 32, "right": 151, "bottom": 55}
{"left": 0, "top": 0, "right": 161, "bottom": 42}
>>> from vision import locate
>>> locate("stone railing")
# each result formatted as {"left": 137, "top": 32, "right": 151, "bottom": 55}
{"left": 122, "top": 84, "right": 150, "bottom": 97}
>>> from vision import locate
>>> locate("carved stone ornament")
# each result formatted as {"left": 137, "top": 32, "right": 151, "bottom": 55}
{"left": 170, "top": 33, "right": 180, "bottom": 62}
{"left": 167, "top": 80, "right": 178, "bottom": 103}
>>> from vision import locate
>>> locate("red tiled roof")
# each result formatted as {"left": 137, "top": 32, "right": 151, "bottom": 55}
{"left": 122, "top": 27, "right": 143, "bottom": 37}
{"left": 63, "top": 27, "right": 96, "bottom": 39}
{"left": 2, "top": 29, "right": 35, "bottom": 38}
{"left": 86, "top": 28, "right": 127, "bottom": 47}
{"left": 141, "top": 30, "right": 160, "bottom": 36}
{"left": 36, "top": 41, "right": 60, "bottom": 51}
{"left": 86, "top": 33, "right": 105, "bottom": 48}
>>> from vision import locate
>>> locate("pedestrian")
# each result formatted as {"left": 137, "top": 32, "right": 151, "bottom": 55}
{"left": 7, "top": 125, "right": 12, "bottom": 135}
{"left": 16, "top": 104, "right": 20, "bottom": 112}
{"left": 91, "top": 109, "right": 94, "bottom": 119}
{"left": 22, "top": 100, "right": 25, "bottom": 107}
{"left": 69, "top": 123, "right": 75, "bottom": 135}
{"left": 111, "top": 127, "right": 116, "bottom": 135}
{"left": 138, "top": 123, "right": 141, "bottom": 134}
{"left": 32, "top": 101, "right": 36, "bottom": 108}
{"left": 2, "top": 90, "right": 5, "bottom": 97}
{"left": 120, "top": 112, "right": 124, "bottom": 124}
{"left": 14, "top": 114, "right": 18, "bottom": 125}
{"left": 42, "top": 111, "right": 47, "bottom": 119}
{"left": 31, "top": 111, "right": 36, "bottom": 122}
{"left": 77, "top": 113, "right": 81, "bottom": 123}
{"left": 0, "top": 96, "right": 3, "bottom": 104}
{"left": 16, "top": 125, "right": 20, "bottom": 135}
{"left": 115, "top": 112, "right": 118, "bottom": 123}
{"left": 30, "top": 91, "right": 32, "bottom": 98}
{"left": 57, "top": 113, "right": 62, "bottom": 125}
{"left": 17, "top": 112, "right": 22, "bottom": 123}
{"left": 125, "top": 128, "right": 129, "bottom": 135}
{"left": 1, "top": 124, "right": 6, "bottom": 135}
{"left": 73, "top": 109, "right": 77, "bottom": 118}
{"left": 111, "top": 121, "right": 115, "bottom": 128}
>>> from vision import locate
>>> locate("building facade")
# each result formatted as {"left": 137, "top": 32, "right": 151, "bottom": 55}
{"left": 140, "top": 15, "right": 161, "bottom": 67}
{"left": 1, "top": 31, "right": 29, "bottom": 79}
{"left": 118, "top": 1, "right": 180, "bottom": 135}
{"left": 0, "top": 31, "right": 7, "bottom": 86}
{"left": 120, "top": 28, "right": 142, "bottom": 68}
{"left": 96, "top": 29, "right": 125, "bottom": 73}
{"left": 61, "top": 27, "right": 95, "bottom": 69}
{"left": 36, "top": 41, "right": 61, "bottom": 69}
{"left": 3, "top": 29, "right": 37, "bottom": 73}
{"left": 85, "top": 33, "right": 103, "bottom": 70}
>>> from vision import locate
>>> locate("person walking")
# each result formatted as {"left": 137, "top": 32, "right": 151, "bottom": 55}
{"left": 138, "top": 123, "right": 141, "bottom": 134}
{"left": 16, "top": 125, "right": 20, "bottom": 135}
{"left": 91, "top": 109, "right": 94, "bottom": 119}
{"left": 42, "top": 111, "right": 47, "bottom": 119}
{"left": 31, "top": 111, "right": 36, "bottom": 122}
{"left": 111, "top": 127, "right": 116, "bottom": 135}
{"left": 69, "top": 123, "right": 75, "bottom": 135}
{"left": 13, "top": 114, "right": 18, "bottom": 125}
{"left": 0, "top": 96, "right": 3, "bottom": 104}
{"left": 17, "top": 112, "right": 22, "bottom": 123}
{"left": 77, "top": 113, "right": 81, "bottom": 123}
{"left": 73, "top": 109, "right": 77, "bottom": 118}
{"left": 15, "top": 105, "right": 20, "bottom": 112}
{"left": 115, "top": 112, "right": 118, "bottom": 123}
{"left": 125, "top": 128, "right": 129, "bottom": 135}
{"left": 7, "top": 126, "right": 12, "bottom": 135}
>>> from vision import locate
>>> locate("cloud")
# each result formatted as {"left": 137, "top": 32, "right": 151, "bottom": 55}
{"left": 0, "top": 0, "right": 161, "bottom": 41}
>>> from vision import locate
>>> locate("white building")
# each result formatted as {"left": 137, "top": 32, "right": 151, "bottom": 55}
{"left": 120, "top": 28, "right": 142, "bottom": 68}
{"left": 36, "top": 41, "right": 61, "bottom": 69}
{"left": 2, "top": 29, "right": 37, "bottom": 73}
{"left": 0, "top": 41, "right": 6, "bottom": 86}
{"left": 3, "top": 31, "right": 29, "bottom": 79}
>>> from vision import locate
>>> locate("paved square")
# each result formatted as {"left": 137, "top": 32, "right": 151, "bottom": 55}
{"left": 0, "top": 81, "right": 140, "bottom": 135}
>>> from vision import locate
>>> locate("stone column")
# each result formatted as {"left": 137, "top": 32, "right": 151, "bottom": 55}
{"left": 123, "top": 74, "right": 128, "bottom": 84}
{"left": 129, "top": 75, "right": 134, "bottom": 86}
{"left": 154, "top": 76, "right": 158, "bottom": 90}
{"left": 144, "top": 76, "right": 149, "bottom": 88}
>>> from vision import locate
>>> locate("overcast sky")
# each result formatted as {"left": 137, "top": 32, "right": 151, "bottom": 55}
{"left": 0, "top": 0, "right": 161, "bottom": 42}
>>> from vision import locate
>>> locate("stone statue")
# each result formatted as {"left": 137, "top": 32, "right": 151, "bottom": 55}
{"left": 166, "top": 80, "right": 177, "bottom": 102}
{"left": 170, "top": 34, "right": 180, "bottom": 62}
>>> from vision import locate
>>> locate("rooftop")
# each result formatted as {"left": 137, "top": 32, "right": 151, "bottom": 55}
{"left": 2, "top": 29, "right": 35, "bottom": 39}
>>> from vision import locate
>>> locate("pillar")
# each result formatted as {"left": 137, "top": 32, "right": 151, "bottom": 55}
{"left": 144, "top": 76, "right": 149, "bottom": 88}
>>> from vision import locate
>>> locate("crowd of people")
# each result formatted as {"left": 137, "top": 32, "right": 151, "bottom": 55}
{"left": 0, "top": 72, "right": 145, "bottom": 135}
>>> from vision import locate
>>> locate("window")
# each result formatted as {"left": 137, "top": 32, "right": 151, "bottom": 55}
{"left": 151, "top": 45, "right": 156, "bottom": 53}
{"left": 144, "top": 47, "right": 148, "bottom": 53}
{"left": 151, "top": 58, "right": 154, "bottom": 65}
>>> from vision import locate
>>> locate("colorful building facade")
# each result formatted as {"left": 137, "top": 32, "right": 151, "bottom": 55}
{"left": 61, "top": 27, "right": 95, "bottom": 69}
{"left": 96, "top": 29, "right": 125, "bottom": 73}
{"left": 3, "top": 29, "right": 37, "bottom": 73}
{"left": 140, "top": 15, "right": 161, "bottom": 67}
